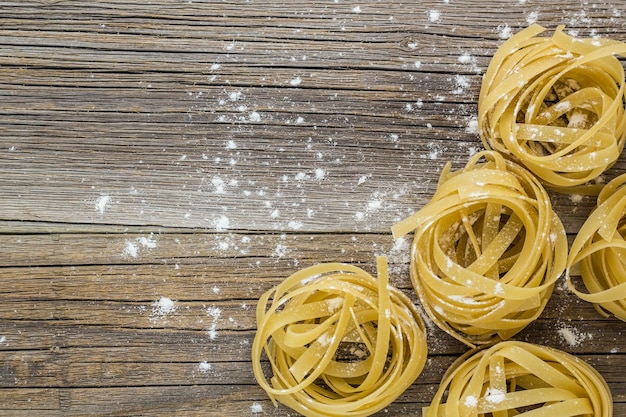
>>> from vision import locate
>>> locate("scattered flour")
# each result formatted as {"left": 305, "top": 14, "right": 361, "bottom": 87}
{"left": 314, "top": 168, "right": 326, "bottom": 180}
{"left": 449, "top": 295, "right": 478, "bottom": 304}
{"left": 150, "top": 297, "right": 176, "bottom": 320}
{"left": 123, "top": 240, "right": 139, "bottom": 258}
{"left": 228, "top": 91, "right": 242, "bottom": 101}
{"left": 273, "top": 243, "right": 289, "bottom": 258}
{"left": 466, "top": 116, "right": 479, "bottom": 134}
{"left": 198, "top": 361, "right": 212, "bottom": 373}
{"left": 248, "top": 111, "right": 261, "bottom": 122}
{"left": 558, "top": 325, "right": 591, "bottom": 347}
{"left": 388, "top": 236, "right": 410, "bottom": 264}
{"left": 213, "top": 215, "right": 230, "bottom": 232}
{"left": 458, "top": 53, "right": 473, "bottom": 64}
{"left": 122, "top": 234, "right": 158, "bottom": 258}
{"left": 485, "top": 387, "right": 506, "bottom": 404}
{"left": 288, "top": 220, "right": 303, "bottom": 230}
{"left": 250, "top": 402, "right": 263, "bottom": 413}
{"left": 95, "top": 195, "right": 111, "bottom": 214}
{"left": 207, "top": 306, "right": 222, "bottom": 340}
{"left": 289, "top": 76, "right": 302, "bottom": 86}
{"left": 428, "top": 10, "right": 441, "bottom": 23}
{"left": 570, "top": 194, "right": 584, "bottom": 203}
{"left": 367, "top": 199, "right": 382, "bottom": 212}
{"left": 212, "top": 177, "right": 226, "bottom": 194}
{"left": 498, "top": 23, "right": 513, "bottom": 39}
{"left": 452, "top": 74, "right": 469, "bottom": 94}
{"left": 526, "top": 11, "right": 539, "bottom": 24}
{"left": 464, "top": 395, "right": 478, "bottom": 407}
{"left": 137, "top": 235, "right": 157, "bottom": 249}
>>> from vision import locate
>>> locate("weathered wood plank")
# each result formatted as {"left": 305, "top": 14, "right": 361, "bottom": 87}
{"left": 0, "top": 377, "right": 624, "bottom": 416}
{"left": 1, "top": 2, "right": 624, "bottom": 233}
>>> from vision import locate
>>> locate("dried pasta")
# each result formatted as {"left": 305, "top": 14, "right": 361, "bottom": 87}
{"left": 392, "top": 151, "right": 567, "bottom": 347}
{"left": 566, "top": 173, "right": 626, "bottom": 321}
{"left": 424, "top": 340, "right": 612, "bottom": 417}
{"left": 252, "top": 256, "right": 428, "bottom": 417}
{"left": 478, "top": 24, "right": 626, "bottom": 192}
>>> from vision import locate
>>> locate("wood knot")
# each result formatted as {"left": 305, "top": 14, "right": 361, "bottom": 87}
{"left": 399, "top": 37, "right": 420, "bottom": 52}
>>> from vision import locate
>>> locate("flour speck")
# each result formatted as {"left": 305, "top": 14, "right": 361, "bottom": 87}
{"left": 558, "top": 325, "right": 591, "bottom": 347}
{"left": 288, "top": 220, "right": 303, "bottom": 230}
{"left": 198, "top": 361, "right": 212, "bottom": 373}
{"left": 250, "top": 402, "right": 263, "bottom": 413}
{"left": 95, "top": 195, "right": 111, "bottom": 215}
{"left": 458, "top": 53, "right": 472, "bottom": 64}
{"left": 207, "top": 306, "right": 222, "bottom": 340}
{"left": 453, "top": 74, "right": 469, "bottom": 94}
{"left": 526, "top": 11, "right": 539, "bottom": 24}
{"left": 137, "top": 235, "right": 157, "bottom": 249}
{"left": 150, "top": 297, "right": 176, "bottom": 320}
{"left": 570, "top": 194, "right": 584, "bottom": 203}
{"left": 289, "top": 76, "right": 302, "bottom": 86}
{"left": 123, "top": 240, "right": 139, "bottom": 258}
{"left": 498, "top": 23, "right": 513, "bottom": 39}
{"left": 229, "top": 91, "right": 242, "bottom": 101}
{"left": 213, "top": 215, "right": 230, "bottom": 232}
{"left": 466, "top": 116, "right": 479, "bottom": 134}
{"left": 248, "top": 111, "right": 261, "bottom": 122}
{"left": 464, "top": 395, "right": 478, "bottom": 407}
{"left": 428, "top": 10, "right": 441, "bottom": 23}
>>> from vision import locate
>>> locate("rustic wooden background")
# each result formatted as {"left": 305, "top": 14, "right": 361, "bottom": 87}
{"left": 1, "top": 1, "right": 625, "bottom": 415}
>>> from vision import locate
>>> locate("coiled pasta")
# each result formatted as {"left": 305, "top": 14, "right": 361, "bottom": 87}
{"left": 392, "top": 151, "right": 567, "bottom": 347}
{"left": 478, "top": 24, "right": 626, "bottom": 191}
{"left": 567, "top": 173, "right": 626, "bottom": 321}
{"left": 252, "top": 256, "right": 428, "bottom": 417}
{"left": 424, "top": 340, "right": 612, "bottom": 417}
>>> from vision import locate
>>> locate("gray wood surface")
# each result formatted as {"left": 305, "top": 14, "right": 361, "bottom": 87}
{"left": 1, "top": 1, "right": 625, "bottom": 415}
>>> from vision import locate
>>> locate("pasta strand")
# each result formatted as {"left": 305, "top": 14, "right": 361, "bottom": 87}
{"left": 252, "top": 256, "right": 428, "bottom": 417}
{"left": 393, "top": 151, "right": 567, "bottom": 347}
{"left": 478, "top": 24, "right": 626, "bottom": 192}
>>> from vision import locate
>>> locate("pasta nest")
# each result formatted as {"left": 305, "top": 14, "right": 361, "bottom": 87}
{"left": 252, "top": 256, "right": 428, "bottom": 417}
{"left": 478, "top": 24, "right": 626, "bottom": 191}
{"left": 567, "top": 173, "right": 626, "bottom": 321}
{"left": 392, "top": 151, "right": 567, "bottom": 347}
{"left": 424, "top": 341, "right": 612, "bottom": 417}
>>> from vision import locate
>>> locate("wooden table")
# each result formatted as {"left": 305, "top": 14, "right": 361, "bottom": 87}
{"left": 1, "top": 1, "right": 625, "bottom": 415}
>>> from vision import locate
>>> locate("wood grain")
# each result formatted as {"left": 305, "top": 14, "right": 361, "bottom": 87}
{"left": 1, "top": 1, "right": 625, "bottom": 415}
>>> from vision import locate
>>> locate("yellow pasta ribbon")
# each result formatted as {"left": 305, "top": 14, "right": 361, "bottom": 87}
{"left": 392, "top": 151, "right": 567, "bottom": 347}
{"left": 252, "top": 256, "right": 428, "bottom": 417}
{"left": 478, "top": 24, "right": 626, "bottom": 192}
{"left": 566, "top": 173, "right": 626, "bottom": 321}
{"left": 424, "top": 341, "right": 612, "bottom": 417}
